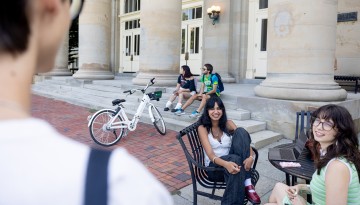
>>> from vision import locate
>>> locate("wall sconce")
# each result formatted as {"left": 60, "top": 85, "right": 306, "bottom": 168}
{"left": 207, "top": 5, "right": 221, "bottom": 25}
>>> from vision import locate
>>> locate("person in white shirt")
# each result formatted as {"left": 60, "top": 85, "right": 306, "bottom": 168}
{"left": 0, "top": 1, "right": 173, "bottom": 204}
{"left": 197, "top": 97, "right": 261, "bottom": 204}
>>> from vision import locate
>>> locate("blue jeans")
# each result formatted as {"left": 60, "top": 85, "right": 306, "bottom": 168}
{"left": 206, "top": 127, "right": 252, "bottom": 205}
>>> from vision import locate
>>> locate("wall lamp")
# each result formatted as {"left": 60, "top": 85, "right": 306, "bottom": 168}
{"left": 207, "top": 5, "right": 221, "bottom": 25}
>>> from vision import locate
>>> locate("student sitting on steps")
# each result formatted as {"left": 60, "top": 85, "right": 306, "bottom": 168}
{"left": 164, "top": 65, "right": 196, "bottom": 112}
{"left": 175, "top": 63, "right": 220, "bottom": 118}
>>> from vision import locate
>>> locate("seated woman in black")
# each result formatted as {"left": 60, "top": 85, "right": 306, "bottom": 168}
{"left": 164, "top": 65, "right": 196, "bottom": 112}
{"left": 198, "top": 97, "right": 261, "bottom": 204}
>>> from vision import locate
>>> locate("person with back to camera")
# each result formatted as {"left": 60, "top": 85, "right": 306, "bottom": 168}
{"left": 198, "top": 97, "right": 261, "bottom": 205}
{"left": 175, "top": 63, "right": 220, "bottom": 118}
{"left": 164, "top": 65, "right": 196, "bottom": 112}
{"left": 265, "top": 104, "right": 360, "bottom": 205}
{"left": 0, "top": 0, "right": 173, "bottom": 204}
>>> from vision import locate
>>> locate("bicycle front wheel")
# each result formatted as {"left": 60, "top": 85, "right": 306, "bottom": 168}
{"left": 150, "top": 106, "right": 166, "bottom": 135}
{"left": 89, "top": 109, "right": 125, "bottom": 146}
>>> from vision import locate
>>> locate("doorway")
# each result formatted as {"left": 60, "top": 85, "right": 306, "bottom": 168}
{"left": 121, "top": 19, "right": 140, "bottom": 72}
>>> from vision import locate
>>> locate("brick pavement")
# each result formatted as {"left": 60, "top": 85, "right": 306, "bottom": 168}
{"left": 31, "top": 94, "right": 192, "bottom": 193}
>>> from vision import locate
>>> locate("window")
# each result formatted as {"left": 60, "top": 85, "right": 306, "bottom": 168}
{"left": 259, "top": 0, "right": 268, "bottom": 9}
{"left": 126, "top": 36, "right": 131, "bottom": 56}
{"left": 134, "top": 34, "right": 140, "bottom": 56}
{"left": 189, "top": 27, "right": 200, "bottom": 54}
{"left": 181, "top": 29, "right": 186, "bottom": 54}
{"left": 125, "top": 19, "right": 140, "bottom": 30}
{"left": 182, "top": 7, "right": 203, "bottom": 21}
{"left": 125, "top": 0, "right": 141, "bottom": 14}
{"left": 260, "top": 19, "right": 267, "bottom": 51}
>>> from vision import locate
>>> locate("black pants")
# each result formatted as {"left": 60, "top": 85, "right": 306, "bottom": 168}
{"left": 206, "top": 127, "right": 252, "bottom": 205}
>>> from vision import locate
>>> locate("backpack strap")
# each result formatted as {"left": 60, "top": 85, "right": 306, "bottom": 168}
{"left": 84, "top": 148, "right": 112, "bottom": 205}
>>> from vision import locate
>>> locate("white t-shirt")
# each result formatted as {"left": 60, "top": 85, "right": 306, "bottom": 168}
{"left": 204, "top": 132, "right": 232, "bottom": 166}
{"left": 0, "top": 118, "right": 173, "bottom": 205}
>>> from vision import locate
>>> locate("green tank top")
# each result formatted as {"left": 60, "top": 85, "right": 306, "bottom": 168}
{"left": 310, "top": 157, "right": 360, "bottom": 204}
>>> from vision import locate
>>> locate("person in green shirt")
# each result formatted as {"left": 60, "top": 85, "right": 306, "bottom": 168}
{"left": 265, "top": 104, "right": 360, "bottom": 205}
{"left": 175, "top": 63, "right": 220, "bottom": 118}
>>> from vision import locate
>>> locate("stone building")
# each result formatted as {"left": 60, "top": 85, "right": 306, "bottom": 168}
{"left": 42, "top": 0, "right": 360, "bottom": 135}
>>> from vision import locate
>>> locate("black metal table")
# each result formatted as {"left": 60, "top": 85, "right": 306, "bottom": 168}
{"left": 268, "top": 143, "right": 315, "bottom": 186}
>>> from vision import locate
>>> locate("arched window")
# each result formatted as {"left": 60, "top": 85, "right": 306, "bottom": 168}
{"left": 125, "top": 0, "right": 141, "bottom": 14}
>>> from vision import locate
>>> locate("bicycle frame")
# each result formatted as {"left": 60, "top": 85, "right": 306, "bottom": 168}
{"left": 108, "top": 94, "right": 155, "bottom": 132}
{"left": 87, "top": 78, "right": 157, "bottom": 132}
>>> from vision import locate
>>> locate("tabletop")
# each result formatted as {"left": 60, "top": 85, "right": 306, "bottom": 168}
{"left": 268, "top": 143, "right": 315, "bottom": 185}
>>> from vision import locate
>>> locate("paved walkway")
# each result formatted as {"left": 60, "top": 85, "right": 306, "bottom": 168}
{"left": 31, "top": 94, "right": 191, "bottom": 193}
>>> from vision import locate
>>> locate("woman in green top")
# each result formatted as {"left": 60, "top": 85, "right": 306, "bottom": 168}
{"left": 265, "top": 104, "right": 360, "bottom": 205}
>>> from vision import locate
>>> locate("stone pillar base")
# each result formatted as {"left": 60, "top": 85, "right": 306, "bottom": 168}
{"left": 39, "top": 68, "right": 72, "bottom": 76}
{"left": 132, "top": 71, "right": 180, "bottom": 86}
{"left": 218, "top": 73, "right": 236, "bottom": 83}
{"left": 73, "top": 70, "right": 114, "bottom": 80}
{"left": 255, "top": 84, "right": 347, "bottom": 101}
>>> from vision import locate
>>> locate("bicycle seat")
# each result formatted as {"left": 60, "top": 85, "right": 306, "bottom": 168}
{"left": 112, "top": 99, "right": 126, "bottom": 106}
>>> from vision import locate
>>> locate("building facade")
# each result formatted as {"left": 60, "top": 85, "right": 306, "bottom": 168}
{"left": 50, "top": 0, "right": 359, "bottom": 100}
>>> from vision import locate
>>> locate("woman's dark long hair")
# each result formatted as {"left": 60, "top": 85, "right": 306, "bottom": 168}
{"left": 181, "top": 65, "right": 193, "bottom": 78}
{"left": 198, "top": 97, "right": 229, "bottom": 134}
{"left": 309, "top": 104, "right": 360, "bottom": 181}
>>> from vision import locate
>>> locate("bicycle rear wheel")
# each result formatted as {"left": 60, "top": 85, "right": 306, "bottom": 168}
{"left": 89, "top": 109, "right": 125, "bottom": 146}
{"left": 150, "top": 105, "right": 166, "bottom": 135}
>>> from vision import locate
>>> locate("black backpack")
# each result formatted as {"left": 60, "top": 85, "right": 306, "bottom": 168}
{"left": 203, "top": 73, "right": 224, "bottom": 92}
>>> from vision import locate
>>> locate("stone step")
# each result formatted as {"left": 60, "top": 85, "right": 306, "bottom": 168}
{"left": 250, "top": 130, "right": 283, "bottom": 149}
{"left": 232, "top": 119, "right": 266, "bottom": 134}
{"left": 32, "top": 77, "right": 283, "bottom": 148}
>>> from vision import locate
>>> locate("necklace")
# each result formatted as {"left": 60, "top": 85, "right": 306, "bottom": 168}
{"left": 211, "top": 128, "right": 222, "bottom": 144}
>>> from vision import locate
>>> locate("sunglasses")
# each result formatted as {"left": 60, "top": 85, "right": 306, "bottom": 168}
{"left": 70, "top": 0, "right": 85, "bottom": 20}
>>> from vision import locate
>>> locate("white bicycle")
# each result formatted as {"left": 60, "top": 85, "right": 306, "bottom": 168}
{"left": 88, "top": 78, "right": 166, "bottom": 146}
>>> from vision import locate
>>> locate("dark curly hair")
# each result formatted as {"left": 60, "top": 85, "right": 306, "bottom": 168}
{"left": 198, "top": 96, "right": 229, "bottom": 135}
{"left": 0, "top": 0, "right": 31, "bottom": 55}
{"left": 309, "top": 104, "right": 360, "bottom": 182}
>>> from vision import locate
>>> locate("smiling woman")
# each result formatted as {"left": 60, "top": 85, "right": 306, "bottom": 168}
{"left": 197, "top": 97, "right": 261, "bottom": 204}
{"left": 265, "top": 104, "right": 360, "bottom": 205}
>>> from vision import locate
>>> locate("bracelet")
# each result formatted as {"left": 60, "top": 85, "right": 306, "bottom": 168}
{"left": 250, "top": 155, "right": 255, "bottom": 160}
{"left": 212, "top": 156, "right": 218, "bottom": 164}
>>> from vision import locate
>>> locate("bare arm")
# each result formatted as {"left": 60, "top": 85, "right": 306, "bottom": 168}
{"left": 325, "top": 160, "right": 350, "bottom": 205}
{"left": 198, "top": 125, "right": 241, "bottom": 174}
{"left": 198, "top": 83, "right": 205, "bottom": 95}
{"left": 206, "top": 84, "right": 218, "bottom": 95}
{"left": 226, "top": 120, "right": 237, "bottom": 133}
{"left": 173, "top": 83, "right": 181, "bottom": 93}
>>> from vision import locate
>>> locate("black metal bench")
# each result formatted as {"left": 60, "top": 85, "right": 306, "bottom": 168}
{"left": 177, "top": 122, "right": 260, "bottom": 205}
{"left": 334, "top": 75, "right": 360, "bottom": 93}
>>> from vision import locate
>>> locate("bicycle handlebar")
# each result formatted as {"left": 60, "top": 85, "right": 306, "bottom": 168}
{"left": 123, "top": 78, "right": 155, "bottom": 95}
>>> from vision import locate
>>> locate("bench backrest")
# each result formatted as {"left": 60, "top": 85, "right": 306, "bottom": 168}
{"left": 295, "top": 111, "right": 311, "bottom": 140}
{"left": 178, "top": 122, "right": 226, "bottom": 189}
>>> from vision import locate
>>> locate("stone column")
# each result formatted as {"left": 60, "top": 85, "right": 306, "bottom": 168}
{"left": 202, "top": 0, "right": 235, "bottom": 83}
{"left": 132, "top": 0, "right": 182, "bottom": 86}
{"left": 73, "top": 0, "right": 114, "bottom": 80}
{"left": 254, "top": 0, "right": 347, "bottom": 101}
{"left": 40, "top": 32, "right": 72, "bottom": 76}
